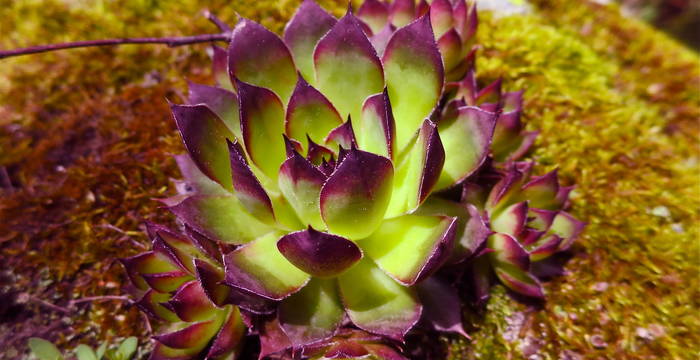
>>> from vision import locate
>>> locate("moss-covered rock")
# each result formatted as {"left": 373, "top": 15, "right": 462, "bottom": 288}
{"left": 0, "top": 0, "right": 697, "bottom": 359}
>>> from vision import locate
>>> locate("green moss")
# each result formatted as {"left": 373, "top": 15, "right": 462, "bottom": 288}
{"left": 0, "top": 0, "right": 698, "bottom": 359}
{"left": 450, "top": 9, "right": 699, "bottom": 359}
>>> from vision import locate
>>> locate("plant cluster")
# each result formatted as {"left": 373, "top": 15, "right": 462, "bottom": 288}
{"left": 120, "top": 0, "right": 584, "bottom": 358}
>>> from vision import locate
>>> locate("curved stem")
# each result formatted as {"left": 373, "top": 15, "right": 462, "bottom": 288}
{"left": 0, "top": 33, "right": 230, "bottom": 60}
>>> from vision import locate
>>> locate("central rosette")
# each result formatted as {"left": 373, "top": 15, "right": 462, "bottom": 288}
{"left": 168, "top": 1, "right": 493, "bottom": 346}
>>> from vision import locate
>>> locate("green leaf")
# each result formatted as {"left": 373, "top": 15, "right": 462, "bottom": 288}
{"left": 383, "top": 15, "right": 444, "bottom": 151}
{"left": 116, "top": 338, "right": 137, "bottom": 360}
{"left": 314, "top": 12, "right": 385, "bottom": 132}
{"left": 223, "top": 232, "right": 310, "bottom": 300}
{"left": 28, "top": 338, "right": 63, "bottom": 360}
{"left": 337, "top": 259, "right": 422, "bottom": 340}
{"left": 278, "top": 278, "right": 345, "bottom": 346}
{"left": 237, "top": 80, "right": 287, "bottom": 182}
{"left": 359, "top": 214, "right": 456, "bottom": 285}
{"left": 319, "top": 148, "right": 394, "bottom": 240}
{"left": 172, "top": 104, "right": 237, "bottom": 191}
{"left": 436, "top": 107, "right": 496, "bottom": 190}
{"left": 170, "top": 195, "right": 274, "bottom": 245}
{"left": 74, "top": 345, "right": 97, "bottom": 360}
{"left": 386, "top": 119, "right": 444, "bottom": 217}
{"left": 95, "top": 343, "right": 107, "bottom": 360}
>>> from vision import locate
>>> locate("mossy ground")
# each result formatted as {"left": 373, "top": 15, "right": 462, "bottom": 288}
{"left": 0, "top": 0, "right": 697, "bottom": 359}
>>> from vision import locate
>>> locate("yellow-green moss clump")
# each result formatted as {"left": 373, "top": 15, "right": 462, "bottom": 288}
{"left": 0, "top": 0, "right": 698, "bottom": 359}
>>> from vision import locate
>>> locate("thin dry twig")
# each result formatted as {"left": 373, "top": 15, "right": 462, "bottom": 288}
{"left": 0, "top": 33, "right": 230, "bottom": 60}
{"left": 203, "top": 10, "right": 232, "bottom": 32}
{"left": 28, "top": 296, "right": 71, "bottom": 314}
{"left": 69, "top": 295, "right": 132, "bottom": 306}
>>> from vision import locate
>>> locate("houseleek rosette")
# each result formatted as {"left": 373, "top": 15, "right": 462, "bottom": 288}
{"left": 120, "top": 0, "right": 584, "bottom": 358}
{"left": 120, "top": 224, "right": 245, "bottom": 359}
{"left": 356, "top": 0, "right": 477, "bottom": 80}
{"left": 171, "top": 4, "right": 486, "bottom": 349}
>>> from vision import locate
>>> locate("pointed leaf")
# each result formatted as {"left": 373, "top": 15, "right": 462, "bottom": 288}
{"left": 286, "top": 75, "right": 343, "bottom": 149}
{"left": 460, "top": 204, "right": 492, "bottom": 260}
{"left": 476, "top": 79, "right": 502, "bottom": 106}
{"left": 412, "top": 197, "right": 489, "bottom": 262}
{"left": 320, "top": 148, "right": 394, "bottom": 240}
{"left": 490, "top": 201, "right": 528, "bottom": 237}
{"left": 453, "top": 0, "right": 478, "bottom": 44}
{"left": 549, "top": 211, "right": 585, "bottom": 250}
{"left": 206, "top": 306, "right": 246, "bottom": 359}
{"left": 184, "top": 226, "right": 221, "bottom": 264}
{"left": 528, "top": 234, "right": 563, "bottom": 262}
{"left": 306, "top": 137, "right": 335, "bottom": 165}
{"left": 359, "top": 90, "right": 395, "bottom": 159}
{"left": 416, "top": 277, "right": 468, "bottom": 337}
{"left": 278, "top": 227, "right": 362, "bottom": 278}
{"left": 369, "top": 23, "right": 396, "bottom": 57}
{"left": 170, "top": 195, "right": 273, "bottom": 245}
{"left": 174, "top": 153, "right": 227, "bottom": 197}
{"left": 488, "top": 233, "right": 529, "bottom": 272}
{"left": 466, "top": 256, "right": 492, "bottom": 306}
{"left": 228, "top": 18, "right": 297, "bottom": 102}
{"left": 360, "top": 214, "right": 457, "bottom": 285}
{"left": 314, "top": 11, "right": 384, "bottom": 129}
{"left": 438, "top": 29, "right": 463, "bottom": 72}
{"left": 528, "top": 208, "right": 558, "bottom": 232}
{"left": 324, "top": 118, "right": 357, "bottom": 150}
{"left": 227, "top": 139, "right": 275, "bottom": 223}
{"left": 224, "top": 232, "right": 310, "bottom": 300}
{"left": 387, "top": 119, "right": 445, "bottom": 216}
{"left": 172, "top": 103, "right": 236, "bottom": 191}
{"left": 237, "top": 80, "right": 286, "bottom": 181}
{"left": 259, "top": 316, "right": 293, "bottom": 358}
{"left": 211, "top": 45, "right": 232, "bottom": 91}
{"left": 228, "top": 287, "right": 276, "bottom": 315}
{"left": 150, "top": 342, "right": 199, "bottom": 360}
{"left": 120, "top": 251, "right": 179, "bottom": 291}
{"left": 187, "top": 82, "right": 240, "bottom": 139}
{"left": 142, "top": 271, "right": 192, "bottom": 293}
{"left": 357, "top": 0, "right": 389, "bottom": 34}
{"left": 154, "top": 316, "right": 224, "bottom": 350}
{"left": 148, "top": 223, "right": 209, "bottom": 274}
{"left": 485, "top": 164, "right": 527, "bottom": 214}
{"left": 278, "top": 148, "right": 327, "bottom": 229}
{"left": 284, "top": 0, "right": 337, "bottom": 83}
{"left": 494, "top": 267, "right": 544, "bottom": 299}
{"left": 338, "top": 259, "right": 422, "bottom": 340}
{"left": 383, "top": 14, "right": 444, "bottom": 151}
{"left": 278, "top": 278, "right": 345, "bottom": 347}
{"left": 520, "top": 170, "right": 560, "bottom": 210}
{"left": 166, "top": 280, "right": 217, "bottom": 322}
{"left": 452, "top": 68, "right": 478, "bottom": 104}
{"left": 136, "top": 290, "right": 179, "bottom": 322}
{"left": 193, "top": 259, "right": 229, "bottom": 307}
{"left": 389, "top": 0, "right": 415, "bottom": 27}
{"left": 436, "top": 106, "right": 496, "bottom": 189}
{"left": 429, "top": 0, "right": 454, "bottom": 38}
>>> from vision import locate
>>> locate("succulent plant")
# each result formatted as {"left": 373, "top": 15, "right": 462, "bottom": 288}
{"left": 356, "top": 0, "right": 478, "bottom": 80}
{"left": 120, "top": 0, "right": 584, "bottom": 358}
{"left": 120, "top": 224, "right": 246, "bottom": 359}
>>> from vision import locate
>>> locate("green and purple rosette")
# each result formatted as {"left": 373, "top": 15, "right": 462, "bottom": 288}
{"left": 121, "top": 1, "right": 584, "bottom": 358}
